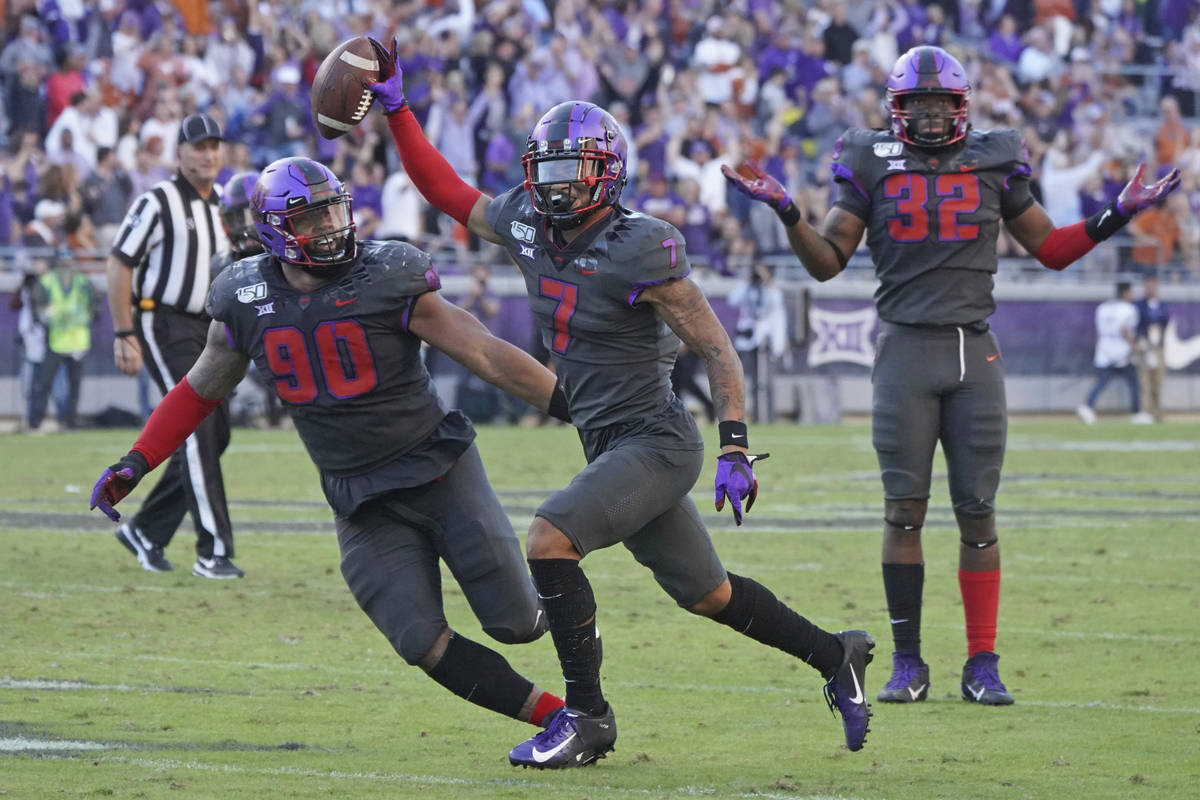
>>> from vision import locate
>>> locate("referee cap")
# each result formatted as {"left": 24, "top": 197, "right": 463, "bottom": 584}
{"left": 178, "top": 113, "right": 224, "bottom": 145}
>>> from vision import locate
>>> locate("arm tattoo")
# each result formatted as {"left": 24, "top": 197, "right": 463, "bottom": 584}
{"left": 188, "top": 322, "right": 251, "bottom": 399}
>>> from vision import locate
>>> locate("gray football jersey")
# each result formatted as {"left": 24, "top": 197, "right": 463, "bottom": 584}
{"left": 485, "top": 187, "right": 690, "bottom": 429}
{"left": 207, "top": 240, "right": 450, "bottom": 476}
{"left": 832, "top": 128, "right": 1035, "bottom": 326}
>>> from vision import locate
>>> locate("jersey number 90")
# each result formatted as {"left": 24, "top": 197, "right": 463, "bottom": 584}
{"left": 263, "top": 321, "right": 378, "bottom": 403}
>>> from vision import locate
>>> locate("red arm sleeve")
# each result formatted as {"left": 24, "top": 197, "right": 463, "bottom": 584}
{"left": 1034, "top": 220, "right": 1097, "bottom": 271}
{"left": 131, "top": 376, "right": 223, "bottom": 470}
{"left": 385, "top": 108, "right": 483, "bottom": 227}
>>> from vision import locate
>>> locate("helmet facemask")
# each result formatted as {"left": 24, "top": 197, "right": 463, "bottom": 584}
{"left": 273, "top": 195, "right": 356, "bottom": 272}
{"left": 220, "top": 202, "right": 261, "bottom": 259}
{"left": 523, "top": 145, "right": 622, "bottom": 230}
{"left": 889, "top": 89, "right": 969, "bottom": 148}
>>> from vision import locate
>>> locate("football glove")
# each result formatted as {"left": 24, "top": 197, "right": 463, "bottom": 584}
{"left": 721, "top": 160, "right": 792, "bottom": 212}
{"left": 714, "top": 451, "right": 769, "bottom": 526}
{"left": 89, "top": 451, "right": 149, "bottom": 522}
{"left": 1116, "top": 163, "right": 1181, "bottom": 216}
{"left": 366, "top": 36, "right": 406, "bottom": 114}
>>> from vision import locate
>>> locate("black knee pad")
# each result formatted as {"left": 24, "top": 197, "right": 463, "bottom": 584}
{"left": 884, "top": 499, "right": 927, "bottom": 533}
{"left": 956, "top": 513, "right": 997, "bottom": 550}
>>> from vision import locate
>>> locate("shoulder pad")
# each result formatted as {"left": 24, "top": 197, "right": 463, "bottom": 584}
{"left": 607, "top": 211, "right": 689, "bottom": 290}
{"left": 355, "top": 240, "right": 440, "bottom": 297}
{"left": 206, "top": 253, "right": 270, "bottom": 320}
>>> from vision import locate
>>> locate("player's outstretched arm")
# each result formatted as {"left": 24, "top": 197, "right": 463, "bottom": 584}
{"left": 366, "top": 37, "right": 501, "bottom": 244}
{"left": 89, "top": 322, "right": 250, "bottom": 521}
{"left": 722, "top": 160, "right": 863, "bottom": 281}
{"left": 1010, "top": 163, "right": 1181, "bottom": 270}
{"left": 410, "top": 292, "right": 567, "bottom": 420}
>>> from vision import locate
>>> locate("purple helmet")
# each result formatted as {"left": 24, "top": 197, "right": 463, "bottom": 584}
{"left": 886, "top": 46, "right": 970, "bottom": 149}
{"left": 251, "top": 157, "right": 356, "bottom": 271}
{"left": 220, "top": 171, "right": 263, "bottom": 259}
{"left": 522, "top": 101, "right": 627, "bottom": 229}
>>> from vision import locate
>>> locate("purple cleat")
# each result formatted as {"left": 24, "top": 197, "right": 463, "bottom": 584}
{"left": 877, "top": 652, "right": 930, "bottom": 703}
{"left": 509, "top": 704, "right": 616, "bottom": 769}
{"left": 823, "top": 630, "right": 875, "bottom": 751}
{"left": 961, "top": 651, "right": 1014, "bottom": 705}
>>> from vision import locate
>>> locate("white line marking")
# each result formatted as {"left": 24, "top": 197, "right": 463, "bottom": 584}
{"left": 0, "top": 737, "right": 108, "bottom": 751}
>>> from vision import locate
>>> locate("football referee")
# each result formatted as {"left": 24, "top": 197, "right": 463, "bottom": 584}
{"left": 105, "top": 113, "right": 243, "bottom": 579}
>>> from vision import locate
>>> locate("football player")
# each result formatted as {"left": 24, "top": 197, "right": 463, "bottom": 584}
{"left": 91, "top": 157, "right": 570, "bottom": 733}
{"left": 724, "top": 45, "right": 1180, "bottom": 707}
{"left": 367, "top": 39, "right": 876, "bottom": 767}
{"left": 217, "top": 171, "right": 264, "bottom": 265}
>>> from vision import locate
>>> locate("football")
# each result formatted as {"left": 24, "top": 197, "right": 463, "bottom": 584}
{"left": 311, "top": 36, "right": 391, "bottom": 139}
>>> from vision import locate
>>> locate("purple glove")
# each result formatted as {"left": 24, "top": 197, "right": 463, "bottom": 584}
{"left": 721, "top": 160, "right": 792, "bottom": 212}
{"left": 89, "top": 452, "right": 149, "bottom": 522}
{"left": 366, "top": 36, "right": 406, "bottom": 114}
{"left": 714, "top": 451, "right": 769, "bottom": 526}
{"left": 1116, "top": 163, "right": 1181, "bottom": 216}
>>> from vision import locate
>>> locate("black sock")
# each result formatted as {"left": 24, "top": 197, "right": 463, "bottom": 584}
{"left": 882, "top": 562, "right": 924, "bottom": 656}
{"left": 427, "top": 632, "right": 533, "bottom": 719}
{"left": 528, "top": 558, "right": 606, "bottom": 715}
{"left": 711, "top": 572, "right": 843, "bottom": 676}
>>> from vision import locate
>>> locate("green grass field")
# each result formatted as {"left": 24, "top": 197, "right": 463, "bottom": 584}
{"left": 2, "top": 421, "right": 1198, "bottom": 799}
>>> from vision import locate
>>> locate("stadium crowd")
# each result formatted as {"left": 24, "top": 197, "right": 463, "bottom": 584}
{"left": 2, "top": 0, "right": 1199, "bottom": 279}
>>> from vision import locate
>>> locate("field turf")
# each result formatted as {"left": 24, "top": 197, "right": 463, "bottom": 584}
{"left": 2, "top": 420, "right": 1197, "bottom": 799}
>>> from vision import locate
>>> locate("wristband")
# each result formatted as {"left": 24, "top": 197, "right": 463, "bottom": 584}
{"left": 114, "top": 329, "right": 136, "bottom": 339}
{"left": 718, "top": 420, "right": 749, "bottom": 448}
{"left": 1083, "top": 201, "right": 1131, "bottom": 243}
{"left": 776, "top": 201, "right": 801, "bottom": 227}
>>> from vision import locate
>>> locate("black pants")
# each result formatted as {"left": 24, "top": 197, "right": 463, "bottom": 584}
{"left": 28, "top": 351, "right": 83, "bottom": 429}
{"left": 133, "top": 308, "right": 234, "bottom": 559}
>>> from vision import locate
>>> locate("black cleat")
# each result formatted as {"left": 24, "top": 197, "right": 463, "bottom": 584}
{"left": 192, "top": 555, "right": 244, "bottom": 579}
{"left": 115, "top": 522, "right": 173, "bottom": 572}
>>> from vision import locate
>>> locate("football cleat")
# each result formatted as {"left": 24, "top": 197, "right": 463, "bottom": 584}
{"left": 961, "top": 651, "right": 1014, "bottom": 705}
{"left": 509, "top": 704, "right": 616, "bottom": 769}
{"left": 192, "top": 555, "right": 245, "bottom": 579}
{"left": 823, "top": 630, "right": 875, "bottom": 751}
{"left": 115, "top": 522, "right": 173, "bottom": 572}
{"left": 877, "top": 652, "right": 930, "bottom": 703}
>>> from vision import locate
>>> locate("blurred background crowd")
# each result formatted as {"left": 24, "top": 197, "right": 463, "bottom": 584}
{"left": 2, "top": 0, "right": 1199, "bottom": 281}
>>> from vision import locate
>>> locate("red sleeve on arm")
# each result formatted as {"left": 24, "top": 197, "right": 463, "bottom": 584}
{"left": 386, "top": 108, "right": 483, "bottom": 227}
{"left": 1034, "top": 220, "right": 1097, "bottom": 271}
{"left": 131, "top": 376, "right": 223, "bottom": 470}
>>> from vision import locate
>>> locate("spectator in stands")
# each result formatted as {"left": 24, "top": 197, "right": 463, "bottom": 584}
{"left": 45, "top": 43, "right": 87, "bottom": 126}
{"left": 82, "top": 146, "right": 133, "bottom": 247}
{"left": 1016, "top": 27, "right": 1062, "bottom": 86}
{"left": 986, "top": 15, "right": 1025, "bottom": 64}
{"left": 728, "top": 262, "right": 788, "bottom": 422}
{"left": 45, "top": 89, "right": 119, "bottom": 170}
{"left": 25, "top": 198, "right": 66, "bottom": 249}
{"left": 139, "top": 92, "right": 182, "bottom": 167}
{"left": 1155, "top": 95, "right": 1189, "bottom": 170}
{"left": 249, "top": 62, "right": 313, "bottom": 164}
{"left": 1128, "top": 192, "right": 1183, "bottom": 276}
{"left": 1041, "top": 130, "right": 1107, "bottom": 225}
{"left": 823, "top": 2, "right": 860, "bottom": 66}
{"left": 7, "top": 57, "right": 50, "bottom": 139}
{"left": 1077, "top": 282, "right": 1148, "bottom": 424}
{"left": 10, "top": 258, "right": 50, "bottom": 429}
{"left": 1134, "top": 274, "right": 1169, "bottom": 422}
{"left": 0, "top": 16, "right": 55, "bottom": 89}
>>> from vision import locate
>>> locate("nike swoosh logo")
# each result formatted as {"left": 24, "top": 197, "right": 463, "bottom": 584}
{"left": 908, "top": 684, "right": 927, "bottom": 701}
{"left": 730, "top": 433, "right": 745, "bottom": 440}
{"left": 532, "top": 732, "right": 576, "bottom": 763}
{"left": 335, "top": 297, "right": 358, "bottom": 307}
{"left": 580, "top": 268, "right": 597, "bottom": 275}
{"left": 986, "top": 353, "right": 1000, "bottom": 362}
{"left": 1098, "top": 209, "right": 1112, "bottom": 226}
{"left": 845, "top": 664, "right": 865, "bottom": 705}
{"left": 889, "top": 618, "right": 908, "bottom": 625}
{"left": 959, "top": 164, "right": 976, "bottom": 172}
{"left": 1164, "top": 318, "right": 1200, "bottom": 369}
{"left": 967, "top": 684, "right": 985, "bottom": 701}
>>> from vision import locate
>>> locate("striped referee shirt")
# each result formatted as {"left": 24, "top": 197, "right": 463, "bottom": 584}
{"left": 111, "top": 172, "right": 229, "bottom": 315}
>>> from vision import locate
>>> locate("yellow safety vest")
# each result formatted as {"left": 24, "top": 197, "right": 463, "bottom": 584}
{"left": 40, "top": 271, "right": 91, "bottom": 354}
